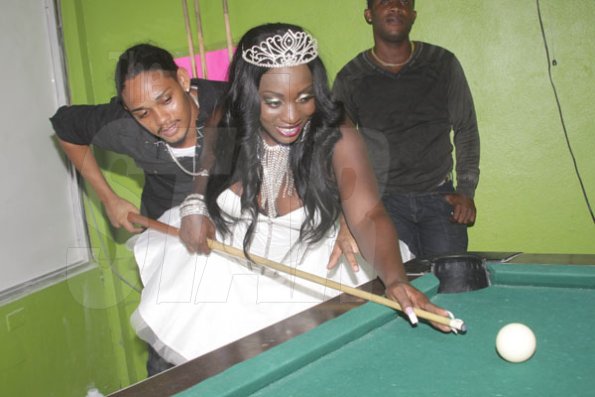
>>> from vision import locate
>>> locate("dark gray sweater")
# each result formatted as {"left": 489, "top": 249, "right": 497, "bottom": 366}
{"left": 333, "top": 42, "right": 479, "bottom": 198}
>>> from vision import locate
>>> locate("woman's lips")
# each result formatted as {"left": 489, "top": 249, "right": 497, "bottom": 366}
{"left": 276, "top": 125, "right": 302, "bottom": 138}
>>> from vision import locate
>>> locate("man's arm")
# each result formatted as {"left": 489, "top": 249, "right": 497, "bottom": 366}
{"left": 51, "top": 99, "right": 144, "bottom": 232}
{"left": 58, "top": 139, "right": 142, "bottom": 233}
{"left": 50, "top": 97, "right": 146, "bottom": 159}
{"left": 447, "top": 56, "right": 480, "bottom": 224}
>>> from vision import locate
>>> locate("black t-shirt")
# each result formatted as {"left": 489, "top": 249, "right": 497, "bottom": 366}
{"left": 50, "top": 78, "right": 226, "bottom": 218}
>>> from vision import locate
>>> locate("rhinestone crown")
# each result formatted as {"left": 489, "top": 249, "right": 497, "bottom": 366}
{"left": 242, "top": 29, "right": 318, "bottom": 68}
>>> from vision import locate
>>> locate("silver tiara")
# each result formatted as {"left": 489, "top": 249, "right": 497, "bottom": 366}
{"left": 242, "top": 29, "right": 318, "bottom": 68}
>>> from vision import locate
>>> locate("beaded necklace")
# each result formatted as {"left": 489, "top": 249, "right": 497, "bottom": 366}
{"left": 259, "top": 136, "right": 294, "bottom": 218}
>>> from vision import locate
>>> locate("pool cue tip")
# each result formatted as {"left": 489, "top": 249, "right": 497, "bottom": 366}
{"left": 451, "top": 319, "right": 467, "bottom": 333}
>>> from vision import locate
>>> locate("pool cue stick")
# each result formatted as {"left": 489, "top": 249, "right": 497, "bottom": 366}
{"left": 222, "top": 0, "right": 234, "bottom": 60}
{"left": 193, "top": 0, "right": 208, "bottom": 78}
{"left": 129, "top": 212, "right": 180, "bottom": 237}
{"left": 127, "top": 213, "right": 466, "bottom": 332}
{"left": 181, "top": 0, "right": 198, "bottom": 78}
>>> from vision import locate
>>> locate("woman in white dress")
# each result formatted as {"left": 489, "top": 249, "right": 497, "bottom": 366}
{"left": 132, "top": 23, "right": 453, "bottom": 369}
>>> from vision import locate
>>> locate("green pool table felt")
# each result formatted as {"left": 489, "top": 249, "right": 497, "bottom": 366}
{"left": 176, "top": 263, "right": 595, "bottom": 397}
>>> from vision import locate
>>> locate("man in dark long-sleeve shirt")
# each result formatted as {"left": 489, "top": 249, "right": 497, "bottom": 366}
{"left": 50, "top": 44, "right": 226, "bottom": 230}
{"left": 51, "top": 77, "right": 224, "bottom": 222}
{"left": 333, "top": 0, "right": 480, "bottom": 258}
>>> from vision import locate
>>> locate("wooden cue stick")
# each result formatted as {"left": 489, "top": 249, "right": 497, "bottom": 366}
{"left": 181, "top": 0, "right": 198, "bottom": 78}
{"left": 222, "top": 0, "right": 234, "bottom": 60}
{"left": 127, "top": 212, "right": 465, "bottom": 331}
{"left": 193, "top": 0, "right": 208, "bottom": 78}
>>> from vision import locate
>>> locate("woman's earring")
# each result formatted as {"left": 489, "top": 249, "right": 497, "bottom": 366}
{"left": 299, "top": 120, "right": 312, "bottom": 143}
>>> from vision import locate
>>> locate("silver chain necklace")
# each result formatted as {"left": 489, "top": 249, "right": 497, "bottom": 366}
{"left": 165, "top": 126, "right": 207, "bottom": 177}
{"left": 165, "top": 88, "right": 207, "bottom": 178}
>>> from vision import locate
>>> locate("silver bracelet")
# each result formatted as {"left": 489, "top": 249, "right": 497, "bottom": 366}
{"left": 184, "top": 193, "right": 205, "bottom": 201}
{"left": 180, "top": 194, "right": 210, "bottom": 219}
{"left": 180, "top": 204, "right": 209, "bottom": 218}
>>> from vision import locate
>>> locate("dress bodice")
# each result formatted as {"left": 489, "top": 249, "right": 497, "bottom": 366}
{"left": 216, "top": 189, "right": 316, "bottom": 267}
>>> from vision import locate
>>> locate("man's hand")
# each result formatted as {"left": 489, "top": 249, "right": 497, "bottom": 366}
{"left": 104, "top": 196, "right": 143, "bottom": 233}
{"left": 444, "top": 193, "right": 476, "bottom": 225}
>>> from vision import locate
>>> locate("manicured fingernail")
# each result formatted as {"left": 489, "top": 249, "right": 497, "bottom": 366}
{"left": 446, "top": 311, "right": 458, "bottom": 334}
{"left": 405, "top": 307, "right": 418, "bottom": 325}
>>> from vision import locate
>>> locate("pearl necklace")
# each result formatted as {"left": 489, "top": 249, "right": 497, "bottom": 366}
{"left": 370, "top": 41, "right": 416, "bottom": 68}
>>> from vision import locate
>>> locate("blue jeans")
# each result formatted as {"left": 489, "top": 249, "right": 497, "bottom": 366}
{"left": 382, "top": 181, "right": 468, "bottom": 259}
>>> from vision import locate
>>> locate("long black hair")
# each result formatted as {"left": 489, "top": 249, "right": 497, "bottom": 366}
{"left": 206, "top": 23, "right": 344, "bottom": 257}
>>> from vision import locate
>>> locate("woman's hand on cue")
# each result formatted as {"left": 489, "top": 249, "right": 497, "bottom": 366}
{"left": 385, "top": 281, "right": 454, "bottom": 333}
{"left": 180, "top": 214, "right": 216, "bottom": 254}
{"left": 327, "top": 214, "right": 360, "bottom": 272}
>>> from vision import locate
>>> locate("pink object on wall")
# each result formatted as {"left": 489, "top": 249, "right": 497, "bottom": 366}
{"left": 175, "top": 48, "right": 233, "bottom": 81}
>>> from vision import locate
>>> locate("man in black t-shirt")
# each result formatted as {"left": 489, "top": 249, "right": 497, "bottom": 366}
{"left": 333, "top": 0, "right": 480, "bottom": 258}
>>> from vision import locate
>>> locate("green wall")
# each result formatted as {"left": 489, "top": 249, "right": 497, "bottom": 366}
{"left": 2, "top": 1, "right": 592, "bottom": 396}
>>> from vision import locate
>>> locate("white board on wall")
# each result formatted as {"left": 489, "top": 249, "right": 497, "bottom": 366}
{"left": 0, "top": 0, "right": 89, "bottom": 296}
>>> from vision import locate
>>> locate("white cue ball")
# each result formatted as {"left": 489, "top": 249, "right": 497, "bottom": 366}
{"left": 496, "top": 323, "right": 537, "bottom": 363}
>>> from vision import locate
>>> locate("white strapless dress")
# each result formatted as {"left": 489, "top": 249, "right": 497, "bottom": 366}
{"left": 131, "top": 189, "right": 413, "bottom": 365}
